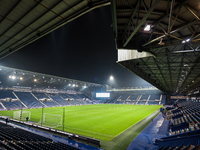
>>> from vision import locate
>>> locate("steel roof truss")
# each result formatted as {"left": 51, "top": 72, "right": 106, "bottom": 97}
{"left": 122, "top": 0, "right": 140, "bottom": 41}
{"left": 140, "top": 58, "right": 164, "bottom": 87}
{"left": 179, "top": 52, "right": 200, "bottom": 92}
{"left": 184, "top": 5, "right": 200, "bottom": 20}
{"left": 143, "top": 20, "right": 200, "bottom": 47}
{"left": 123, "top": 0, "right": 162, "bottom": 47}
{"left": 153, "top": 57, "right": 170, "bottom": 91}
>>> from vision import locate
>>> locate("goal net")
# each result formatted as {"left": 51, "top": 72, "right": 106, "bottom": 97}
{"left": 38, "top": 113, "right": 62, "bottom": 128}
{"left": 13, "top": 110, "right": 31, "bottom": 121}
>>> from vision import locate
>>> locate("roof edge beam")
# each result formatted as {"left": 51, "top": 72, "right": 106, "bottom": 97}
{"left": 111, "top": 0, "right": 118, "bottom": 39}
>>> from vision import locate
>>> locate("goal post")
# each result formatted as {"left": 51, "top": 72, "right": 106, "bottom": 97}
{"left": 13, "top": 110, "right": 31, "bottom": 121}
{"left": 38, "top": 113, "right": 62, "bottom": 128}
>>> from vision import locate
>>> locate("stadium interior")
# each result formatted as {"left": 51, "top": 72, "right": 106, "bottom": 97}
{"left": 0, "top": 0, "right": 200, "bottom": 150}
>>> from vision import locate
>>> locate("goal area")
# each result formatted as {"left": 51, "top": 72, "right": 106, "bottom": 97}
{"left": 13, "top": 110, "right": 31, "bottom": 121}
{"left": 38, "top": 113, "right": 62, "bottom": 128}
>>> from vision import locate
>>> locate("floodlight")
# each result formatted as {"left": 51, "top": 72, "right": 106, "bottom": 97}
{"left": 182, "top": 40, "right": 186, "bottom": 43}
{"left": 186, "top": 38, "right": 190, "bottom": 42}
{"left": 76, "top": 85, "right": 78, "bottom": 87}
{"left": 19, "top": 77, "right": 23, "bottom": 80}
{"left": 72, "top": 84, "right": 75, "bottom": 87}
{"left": 110, "top": 75, "right": 114, "bottom": 80}
{"left": 69, "top": 84, "right": 71, "bottom": 86}
{"left": 144, "top": 24, "right": 151, "bottom": 31}
{"left": 12, "top": 76, "right": 16, "bottom": 80}
{"left": 34, "top": 79, "right": 37, "bottom": 82}
{"left": 9, "top": 75, "right": 12, "bottom": 79}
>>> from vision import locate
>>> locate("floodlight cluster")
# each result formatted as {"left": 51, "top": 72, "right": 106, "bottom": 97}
{"left": 182, "top": 39, "right": 190, "bottom": 43}
{"left": 68, "top": 83, "right": 87, "bottom": 88}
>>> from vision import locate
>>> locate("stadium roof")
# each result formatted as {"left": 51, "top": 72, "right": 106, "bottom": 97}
{"left": 0, "top": 0, "right": 110, "bottom": 59}
{"left": 0, "top": 65, "right": 104, "bottom": 90}
{"left": 111, "top": 0, "right": 200, "bottom": 95}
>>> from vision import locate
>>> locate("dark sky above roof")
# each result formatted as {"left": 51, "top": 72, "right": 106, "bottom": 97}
{"left": 0, "top": 5, "right": 151, "bottom": 87}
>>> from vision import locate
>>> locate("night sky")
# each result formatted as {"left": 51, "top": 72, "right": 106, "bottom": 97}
{"left": 0, "top": 5, "right": 151, "bottom": 87}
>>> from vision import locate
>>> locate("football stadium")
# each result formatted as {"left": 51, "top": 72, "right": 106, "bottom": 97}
{"left": 0, "top": 0, "right": 200, "bottom": 150}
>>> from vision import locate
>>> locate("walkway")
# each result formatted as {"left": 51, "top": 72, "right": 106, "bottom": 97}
{"left": 127, "top": 113, "right": 170, "bottom": 150}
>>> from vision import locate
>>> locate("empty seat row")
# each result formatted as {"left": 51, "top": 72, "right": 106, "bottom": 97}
{"left": 0, "top": 122, "right": 80, "bottom": 150}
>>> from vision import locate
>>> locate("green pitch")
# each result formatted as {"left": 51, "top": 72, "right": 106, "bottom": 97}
{"left": 0, "top": 104, "right": 160, "bottom": 141}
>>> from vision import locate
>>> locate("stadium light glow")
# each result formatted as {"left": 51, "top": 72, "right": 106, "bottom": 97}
{"left": 144, "top": 24, "right": 151, "bottom": 31}
{"left": 186, "top": 38, "right": 190, "bottom": 42}
{"left": 12, "top": 76, "right": 16, "bottom": 80}
{"left": 34, "top": 79, "right": 37, "bottom": 82}
{"left": 110, "top": 75, "right": 114, "bottom": 80}
{"left": 19, "top": 77, "right": 23, "bottom": 80}
{"left": 182, "top": 39, "right": 190, "bottom": 43}
{"left": 9, "top": 75, "right": 12, "bottom": 79}
{"left": 72, "top": 84, "right": 75, "bottom": 87}
{"left": 68, "top": 84, "right": 71, "bottom": 86}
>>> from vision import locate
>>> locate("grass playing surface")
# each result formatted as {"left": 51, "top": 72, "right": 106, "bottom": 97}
{"left": 0, "top": 104, "right": 161, "bottom": 141}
